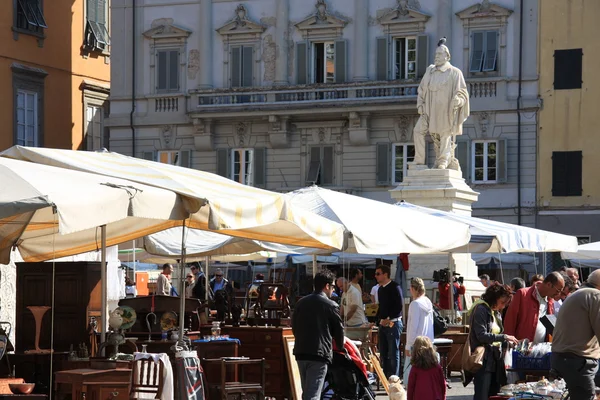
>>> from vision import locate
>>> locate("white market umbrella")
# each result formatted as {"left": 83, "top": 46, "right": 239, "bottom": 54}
{"left": 1, "top": 146, "right": 345, "bottom": 250}
{"left": 397, "top": 202, "right": 579, "bottom": 253}
{"left": 286, "top": 186, "right": 472, "bottom": 254}
{"left": 0, "top": 157, "right": 189, "bottom": 263}
{"left": 561, "top": 241, "right": 600, "bottom": 260}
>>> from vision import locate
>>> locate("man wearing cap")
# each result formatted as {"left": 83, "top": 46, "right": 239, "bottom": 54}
{"left": 552, "top": 270, "right": 600, "bottom": 399}
{"left": 411, "top": 37, "right": 470, "bottom": 170}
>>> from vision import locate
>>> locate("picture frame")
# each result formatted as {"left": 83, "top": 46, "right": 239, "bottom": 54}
{"left": 283, "top": 336, "right": 302, "bottom": 400}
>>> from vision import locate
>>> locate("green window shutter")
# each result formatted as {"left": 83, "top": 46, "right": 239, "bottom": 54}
{"left": 376, "top": 143, "right": 391, "bottom": 186}
{"left": 496, "top": 139, "right": 507, "bottom": 183}
{"left": 242, "top": 46, "right": 254, "bottom": 87}
{"left": 142, "top": 151, "right": 156, "bottom": 161}
{"left": 296, "top": 42, "right": 308, "bottom": 85}
{"left": 179, "top": 150, "right": 191, "bottom": 168}
{"left": 157, "top": 51, "right": 168, "bottom": 91}
{"left": 168, "top": 50, "right": 179, "bottom": 91}
{"left": 455, "top": 139, "right": 471, "bottom": 181}
{"left": 253, "top": 148, "right": 266, "bottom": 188}
{"left": 334, "top": 39, "right": 347, "bottom": 84}
{"left": 566, "top": 151, "right": 583, "bottom": 196}
{"left": 482, "top": 31, "right": 498, "bottom": 72}
{"left": 216, "top": 148, "right": 230, "bottom": 178}
{"left": 231, "top": 47, "right": 241, "bottom": 88}
{"left": 322, "top": 146, "right": 334, "bottom": 185}
{"left": 416, "top": 34, "right": 429, "bottom": 79}
{"left": 470, "top": 32, "right": 485, "bottom": 72}
{"left": 97, "top": 0, "right": 106, "bottom": 25}
{"left": 306, "top": 146, "right": 321, "bottom": 185}
{"left": 87, "top": 0, "right": 97, "bottom": 22}
{"left": 376, "top": 37, "right": 389, "bottom": 81}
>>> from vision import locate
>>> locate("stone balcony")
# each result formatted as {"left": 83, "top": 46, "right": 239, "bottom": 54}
{"left": 188, "top": 81, "right": 420, "bottom": 116}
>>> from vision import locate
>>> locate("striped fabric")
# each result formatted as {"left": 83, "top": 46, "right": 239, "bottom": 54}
{"left": 1, "top": 146, "right": 345, "bottom": 251}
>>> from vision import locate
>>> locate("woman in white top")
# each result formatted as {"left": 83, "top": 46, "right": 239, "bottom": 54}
{"left": 403, "top": 277, "right": 435, "bottom": 385}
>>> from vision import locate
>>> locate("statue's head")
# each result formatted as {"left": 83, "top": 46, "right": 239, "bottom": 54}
{"left": 435, "top": 37, "right": 451, "bottom": 67}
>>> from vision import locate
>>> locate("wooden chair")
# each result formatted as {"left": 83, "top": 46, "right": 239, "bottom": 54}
{"left": 201, "top": 358, "right": 265, "bottom": 400}
{"left": 129, "top": 358, "right": 165, "bottom": 399}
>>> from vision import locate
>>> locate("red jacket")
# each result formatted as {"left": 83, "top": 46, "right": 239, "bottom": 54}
{"left": 503, "top": 285, "right": 555, "bottom": 341}
{"left": 407, "top": 363, "right": 446, "bottom": 400}
{"left": 438, "top": 282, "right": 466, "bottom": 311}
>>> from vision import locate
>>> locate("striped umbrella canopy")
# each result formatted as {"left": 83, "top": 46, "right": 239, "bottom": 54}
{"left": 1, "top": 146, "right": 345, "bottom": 251}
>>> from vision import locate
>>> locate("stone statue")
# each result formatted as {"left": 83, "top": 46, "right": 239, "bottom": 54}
{"left": 412, "top": 38, "right": 470, "bottom": 170}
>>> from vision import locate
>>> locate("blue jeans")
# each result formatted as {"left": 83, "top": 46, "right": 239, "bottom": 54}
{"left": 297, "top": 360, "right": 328, "bottom": 400}
{"left": 378, "top": 319, "right": 403, "bottom": 378}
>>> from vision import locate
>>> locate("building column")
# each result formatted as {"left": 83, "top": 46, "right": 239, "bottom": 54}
{"left": 199, "top": 0, "right": 213, "bottom": 88}
{"left": 353, "top": 0, "right": 369, "bottom": 81}
{"left": 437, "top": 0, "right": 452, "bottom": 46}
{"left": 274, "top": 0, "right": 289, "bottom": 85}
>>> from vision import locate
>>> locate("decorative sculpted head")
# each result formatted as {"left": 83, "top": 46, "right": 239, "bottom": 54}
{"left": 316, "top": 0, "right": 328, "bottom": 21}
{"left": 434, "top": 37, "right": 451, "bottom": 67}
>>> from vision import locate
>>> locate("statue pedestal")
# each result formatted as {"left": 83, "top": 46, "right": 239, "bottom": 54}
{"left": 390, "top": 166, "right": 483, "bottom": 310}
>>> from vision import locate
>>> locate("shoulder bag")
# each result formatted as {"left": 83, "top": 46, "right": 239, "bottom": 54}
{"left": 461, "top": 305, "right": 486, "bottom": 374}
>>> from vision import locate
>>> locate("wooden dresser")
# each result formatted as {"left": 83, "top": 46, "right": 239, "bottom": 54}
{"left": 220, "top": 326, "right": 293, "bottom": 399}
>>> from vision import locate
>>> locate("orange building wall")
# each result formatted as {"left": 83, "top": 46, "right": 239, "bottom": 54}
{"left": 0, "top": 0, "right": 110, "bottom": 151}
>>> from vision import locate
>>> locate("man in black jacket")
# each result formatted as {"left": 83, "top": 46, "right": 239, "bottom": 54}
{"left": 190, "top": 264, "right": 207, "bottom": 300}
{"left": 375, "top": 264, "right": 403, "bottom": 378}
{"left": 292, "top": 269, "right": 344, "bottom": 400}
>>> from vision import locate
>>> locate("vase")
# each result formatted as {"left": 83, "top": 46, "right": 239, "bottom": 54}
{"left": 25, "top": 306, "right": 52, "bottom": 354}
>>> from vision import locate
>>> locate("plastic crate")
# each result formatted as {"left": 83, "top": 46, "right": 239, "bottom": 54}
{"left": 511, "top": 351, "right": 552, "bottom": 370}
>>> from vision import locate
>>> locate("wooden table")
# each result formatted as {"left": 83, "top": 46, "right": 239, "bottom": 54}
{"left": 0, "top": 395, "right": 47, "bottom": 400}
{"left": 54, "top": 369, "right": 131, "bottom": 400}
{"left": 195, "top": 340, "right": 239, "bottom": 386}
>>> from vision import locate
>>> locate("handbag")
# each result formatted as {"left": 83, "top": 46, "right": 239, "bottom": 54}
{"left": 462, "top": 306, "right": 486, "bottom": 374}
{"left": 432, "top": 304, "right": 448, "bottom": 337}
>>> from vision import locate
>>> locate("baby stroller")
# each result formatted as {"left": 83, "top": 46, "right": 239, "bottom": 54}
{"left": 321, "top": 344, "right": 376, "bottom": 400}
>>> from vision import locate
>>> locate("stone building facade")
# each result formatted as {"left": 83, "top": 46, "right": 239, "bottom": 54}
{"left": 107, "top": 0, "right": 540, "bottom": 226}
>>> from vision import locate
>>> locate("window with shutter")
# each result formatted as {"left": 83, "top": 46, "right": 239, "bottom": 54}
{"left": 296, "top": 42, "right": 309, "bottom": 85}
{"left": 470, "top": 32, "right": 485, "bottom": 73}
{"left": 455, "top": 140, "right": 471, "bottom": 181}
{"left": 376, "top": 143, "right": 391, "bottom": 186}
{"left": 471, "top": 140, "right": 498, "bottom": 183}
{"left": 142, "top": 151, "right": 156, "bottom": 161}
{"left": 157, "top": 150, "right": 179, "bottom": 165}
{"left": 179, "top": 150, "right": 192, "bottom": 168}
{"left": 85, "top": 0, "right": 110, "bottom": 51}
{"left": 306, "top": 146, "right": 334, "bottom": 186}
{"left": 376, "top": 37, "right": 389, "bottom": 81}
{"left": 16, "top": 0, "right": 46, "bottom": 33}
{"left": 156, "top": 50, "right": 179, "bottom": 92}
{"left": 230, "top": 46, "right": 254, "bottom": 88}
{"left": 253, "top": 148, "right": 266, "bottom": 188}
{"left": 393, "top": 37, "right": 417, "bottom": 80}
{"left": 392, "top": 143, "right": 415, "bottom": 183}
{"left": 16, "top": 90, "right": 39, "bottom": 147}
{"left": 312, "top": 42, "right": 335, "bottom": 84}
{"left": 554, "top": 49, "right": 583, "bottom": 90}
{"left": 216, "top": 149, "right": 230, "bottom": 178}
{"left": 334, "top": 39, "right": 347, "bottom": 83}
{"left": 552, "top": 151, "right": 582, "bottom": 196}
{"left": 231, "top": 149, "right": 254, "bottom": 185}
{"left": 470, "top": 31, "right": 498, "bottom": 73}
{"left": 85, "top": 105, "right": 104, "bottom": 151}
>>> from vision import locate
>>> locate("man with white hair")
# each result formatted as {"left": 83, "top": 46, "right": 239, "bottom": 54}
{"left": 566, "top": 267, "right": 582, "bottom": 287}
{"left": 551, "top": 269, "right": 600, "bottom": 399}
{"left": 411, "top": 37, "right": 470, "bottom": 170}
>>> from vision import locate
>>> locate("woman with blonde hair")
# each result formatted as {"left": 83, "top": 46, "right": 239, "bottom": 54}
{"left": 403, "top": 277, "right": 434, "bottom": 385}
{"left": 407, "top": 336, "right": 446, "bottom": 400}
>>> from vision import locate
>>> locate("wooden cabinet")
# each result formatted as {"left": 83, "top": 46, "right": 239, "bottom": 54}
{"left": 54, "top": 369, "right": 131, "bottom": 400}
{"left": 82, "top": 382, "right": 129, "bottom": 400}
{"left": 220, "top": 326, "right": 293, "bottom": 399}
{"left": 16, "top": 262, "right": 101, "bottom": 352}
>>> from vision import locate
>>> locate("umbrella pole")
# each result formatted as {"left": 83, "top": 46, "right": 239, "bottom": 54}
{"left": 100, "top": 225, "right": 107, "bottom": 355}
{"left": 205, "top": 256, "right": 210, "bottom": 301}
{"left": 132, "top": 240, "right": 136, "bottom": 282}
{"left": 448, "top": 253, "right": 454, "bottom": 317}
{"left": 312, "top": 254, "right": 317, "bottom": 278}
{"left": 179, "top": 221, "right": 187, "bottom": 345}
